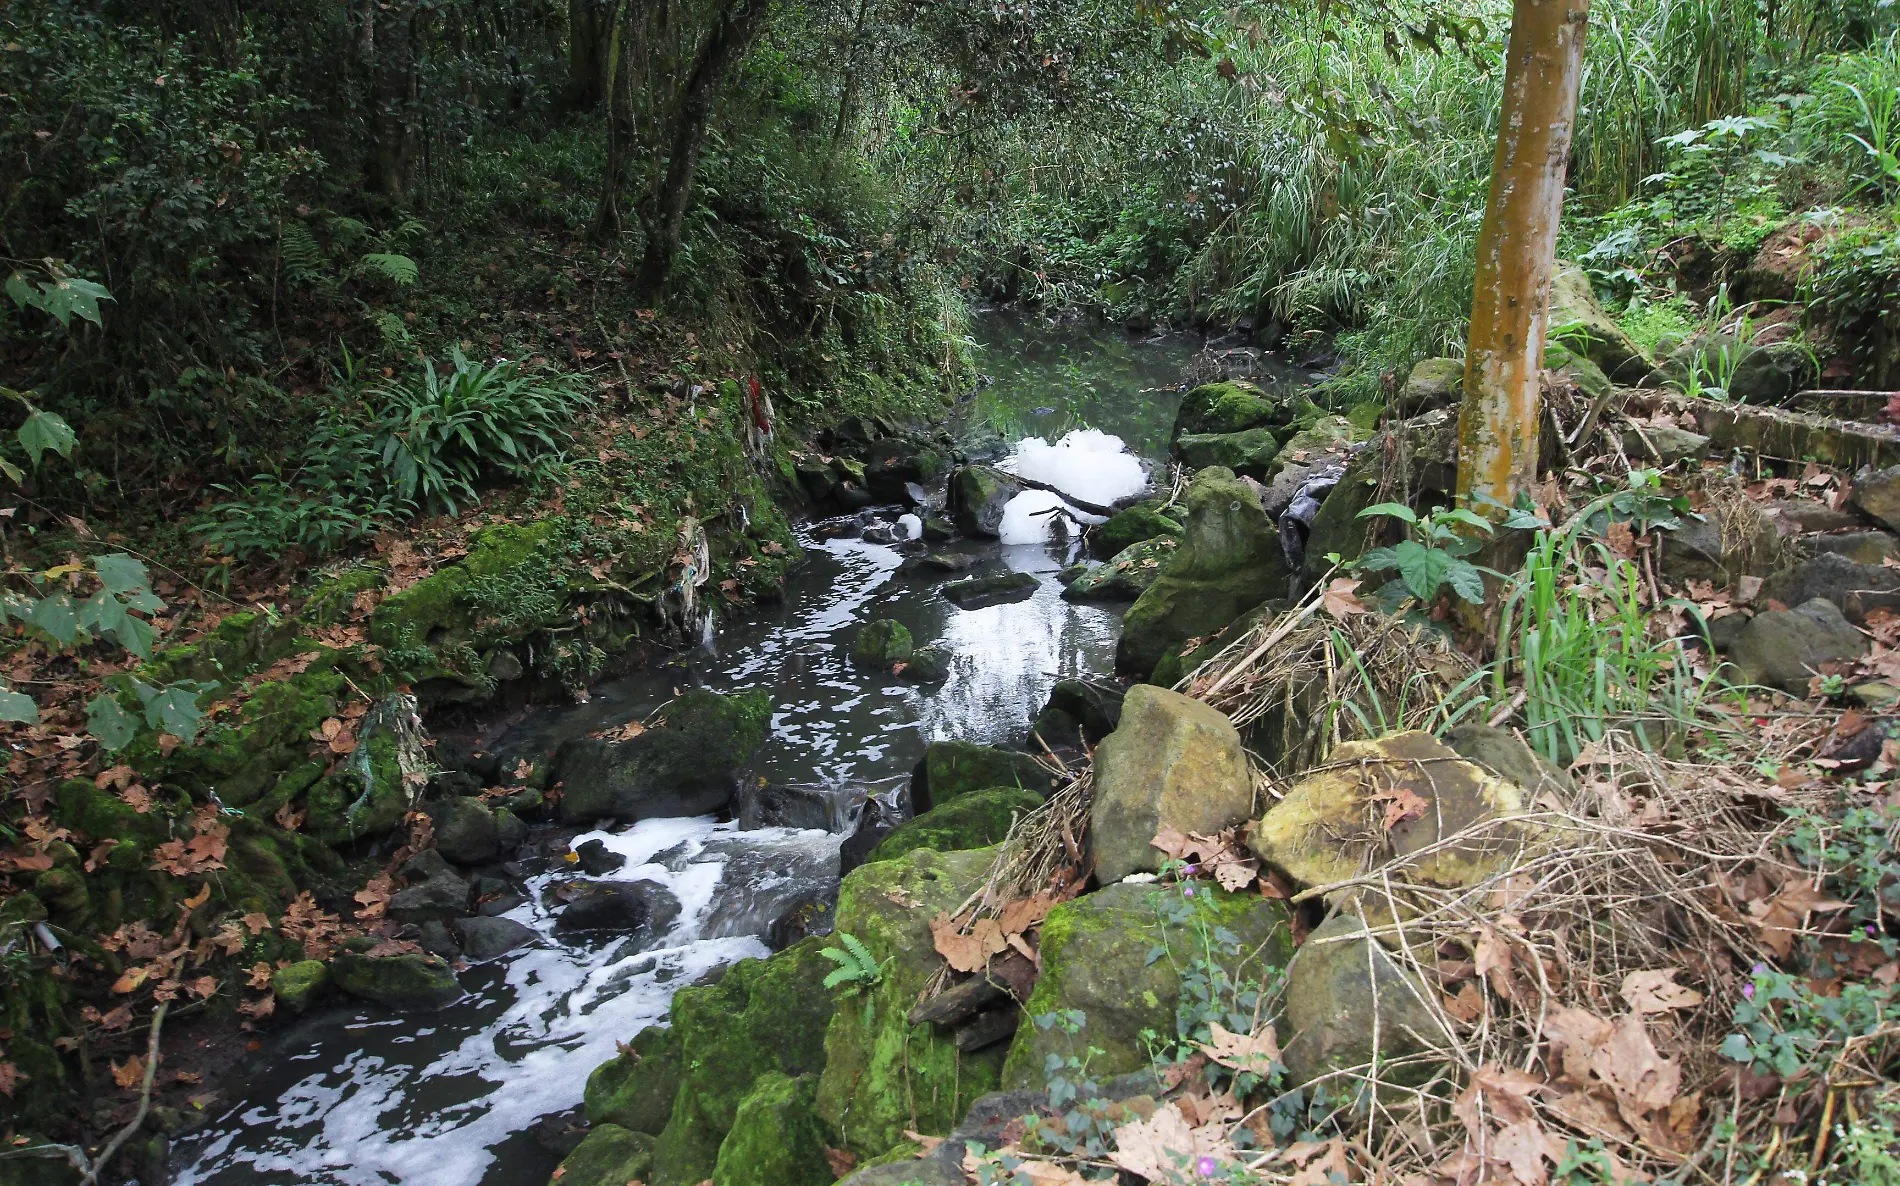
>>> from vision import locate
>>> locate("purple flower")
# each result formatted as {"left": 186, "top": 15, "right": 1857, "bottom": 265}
{"left": 1742, "top": 983, "right": 1756, "bottom": 1000}
{"left": 1752, "top": 962, "right": 1767, "bottom": 976}
{"left": 1197, "top": 1155, "right": 1219, "bottom": 1177}
{"left": 1870, "top": 924, "right": 1881, "bottom": 937}
{"left": 1183, "top": 885, "right": 1196, "bottom": 897}
{"left": 1182, "top": 863, "right": 1198, "bottom": 876}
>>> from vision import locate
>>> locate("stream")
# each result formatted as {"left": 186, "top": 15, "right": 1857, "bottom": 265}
{"left": 171, "top": 317, "right": 1298, "bottom": 1186}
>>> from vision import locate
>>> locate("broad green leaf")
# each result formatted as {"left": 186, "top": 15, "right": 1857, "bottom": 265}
{"left": 17, "top": 408, "right": 76, "bottom": 467}
{"left": 1435, "top": 508, "right": 1495, "bottom": 534}
{"left": 1357, "top": 545, "right": 1400, "bottom": 573}
{"left": 4, "top": 272, "right": 32, "bottom": 311}
{"left": 28, "top": 591, "right": 79, "bottom": 645}
{"left": 1444, "top": 560, "right": 1487, "bottom": 604}
{"left": 79, "top": 590, "right": 154, "bottom": 657}
{"left": 92, "top": 553, "right": 152, "bottom": 596}
{"left": 138, "top": 682, "right": 206, "bottom": 741}
{"left": 0, "top": 456, "right": 20, "bottom": 484}
{"left": 38, "top": 276, "right": 112, "bottom": 328}
{"left": 87, "top": 693, "right": 139, "bottom": 750}
{"left": 0, "top": 684, "right": 38, "bottom": 723}
{"left": 1356, "top": 501, "right": 1417, "bottom": 525}
{"left": 1393, "top": 539, "right": 1451, "bottom": 602}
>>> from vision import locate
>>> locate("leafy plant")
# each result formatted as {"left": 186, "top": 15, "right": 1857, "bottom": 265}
{"left": 1352, "top": 502, "right": 1496, "bottom": 605}
{"left": 819, "top": 932, "right": 884, "bottom": 993}
{"left": 5, "top": 262, "right": 112, "bottom": 330}
{"left": 371, "top": 349, "right": 592, "bottom": 515}
{"left": 1722, "top": 963, "right": 1899, "bottom": 1078}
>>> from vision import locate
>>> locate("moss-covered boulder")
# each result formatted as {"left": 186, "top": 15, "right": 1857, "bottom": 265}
{"left": 329, "top": 952, "right": 462, "bottom": 1010}
{"left": 429, "top": 796, "right": 499, "bottom": 865}
{"left": 948, "top": 466, "right": 1024, "bottom": 538}
{"left": 1091, "top": 503, "right": 1181, "bottom": 558}
{"left": 1399, "top": 357, "right": 1462, "bottom": 416}
{"left": 1000, "top": 881, "right": 1295, "bottom": 1088}
{"left": 899, "top": 646, "right": 953, "bottom": 683}
{"left": 304, "top": 693, "right": 431, "bottom": 844}
{"left": 649, "top": 937, "right": 838, "bottom": 1186}
{"left": 1279, "top": 912, "right": 1444, "bottom": 1088}
{"left": 585, "top": 1023, "right": 681, "bottom": 1135}
{"left": 867, "top": 789, "right": 1042, "bottom": 864}
{"left": 272, "top": 960, "right": 330, "bottom": 1013}
{"left": 1116, "top": 467, "right": 1289, "bottom": 679}
{"left": 1299, "top": 408, "right": 1458, "bottom": 590}
{"left": 1175, "top": 428, "right": 1281, "bottom": 476}
{"left": 1548, "top": 262, "right": 1653, "bottom": 382}
{"left": 853, "top": 620, "right": 915, "bottom": 669}
{"left": 555, "top": 688, "right": 771, "bottom": 823}
{"left": 1062, "top": 537, "right": 1176, "bottom": 601}
{"left": 1542, "top": 342, "right": 1612, "bottom": 403}
{"left": 913, "top": 741, "right": 1054, "bottom": 812}
{"left": 816, "top": 847, "right": 1002, "bottom": 1159}
{"left": 711, "top": 1071, "right": 834, "bottom": 1186}
{"left": 941, "top": 571, "right": 1038, "bottom": 609}
{"left": 549, "top": 1124, "right": 655, "bottom": 1186}
{"left": 1090, "top": 685, "right": 1255, "bottom": 884}
{"left": 369, "top": 520, "right": 560, "bottom": 692}
{"left": 1171, "top": 380, "right": 1282, "bottom": 444}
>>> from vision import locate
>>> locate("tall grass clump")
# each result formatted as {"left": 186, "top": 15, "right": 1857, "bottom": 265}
{"left": 1494, "top": 523, "right": 1721, "bottom": 765}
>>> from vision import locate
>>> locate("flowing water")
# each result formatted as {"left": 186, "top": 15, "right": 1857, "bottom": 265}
{"left": 173, "top": 316, "right": 1296, "bottom": 1186}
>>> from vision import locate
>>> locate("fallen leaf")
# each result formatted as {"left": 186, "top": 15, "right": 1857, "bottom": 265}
{"left": 823, "top": 1146, "right": 856, "bottom": 1178}
{"left": 1322, "top": 577, "right": 1367, "bottom": 619}
{"left": 1620, "top": 968, "right": 1705, "bottom": 1014}
{"left": 930, "top": 912, "right": 1005, "bottom": 974}
{"left": 0, "top": 1062, "right": 24, "bottom": 1098}
{"left": 111, "top": 1055, "right": 145, "bottom": 1089}
{"left": 1195, "top": 1022, "right": 1279, "bottom": 1075}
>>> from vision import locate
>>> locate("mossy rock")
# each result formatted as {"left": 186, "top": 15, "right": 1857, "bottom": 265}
{"left": 853, "top": 620, "right": 915, "bottom": 669}
{"left": 304, "top": 695, "right": 430, "bottom": 844}
{"left": 1273, "top": 415, "right": 1361, "bottom": 470}
{"left": 1548, "top": 263, "right": 1654, "bottom": 382}
{"left": 866, "top": 788, "right": 1042, "bottom": 864}
{"left": 556, "top": 688, "right": 772, "bottom": 823}
{"left": 585, "top": 1024, "right": 681, "bottom": 1135}
{"left": 1062, "top": 537, "right": 1176, "bottom": 601}
{"left": 649, "top": 937, "right": 838, "bottom": 1186}
{"left": 1116, "top": 468, "right": 1289, "bottom": 679}
{"left": 914, "top": 740, "right": 1053, "bottom": 812}
{"left": 815, "top": 847, "right": 1002, "bottom": 1159}
{"left": 549, "top": 1124, "right": 655, "bottom": 1186}
{"left": 1171, "top": 381, "right": 1282, "bottom": 444}
{"left": 1399, "top": 358, "right": 1463, "bottom": 416}
{"left": 1175, "top": 427, "right": 1283, "bottom": 477}
{"left": 52, "top": 778, "right": 172, "bottom": 848}
{"left": 369, "top": 520, "right": 560, "bottom": 688}
{"left": 1000, "top": 881, "right": 1296, "bottom": 1088}
{"left": 329, "top": 952, "right": 462, "bottom": 1010}
{"left": 0, "top": 1134, "right": 83, "bottom": 1185}
{"left": 298, "top": 564, "right": 386, "bottom": 628}
{"left": 138, "top": 610, "right": 301, "bottom": 688}
{"left": 1541, "top": 342, "right": 1612, "bottom": 403}
{"left": 1091, "top": 502, "right": 1182, "bottom": 558}
{"left": 947, "top": 465, "right": 1024, "bottom": 538}
{"left": 711, "top": 1071, "right": 834, "bottom": 1186}
{"left": 272, "top": 960, "right": 330, "bottom": 1013}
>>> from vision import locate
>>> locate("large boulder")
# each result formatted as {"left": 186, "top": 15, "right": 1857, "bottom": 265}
{"left": 1175, "top": 428, "right": 1281, "bottom": 476}
{"left": 948, "top": 466, "right": 1024, "bottom": 538}
{"left": 1853, "top": 465, "right": 1900, "bottom": 533}
{"left": 1729, "top": 340, "right": 1817, "bottom": 405}
{"left": 452, "top": 914, "right": 536, "bottom": 960}
{"left": 1760, "top": 552, "right": 1900, "bottom": 623}
{"left": 271, "top": 960, "right": 329, "bottom": 1013}
{"left": 711, "top": 1072, "right": 834, "bottom": 1186}
{"left": 1091, "top": 503, "right": 1182, "bottom": 558}
{"left": 1061, "top": 537, "right": 1176, "bottom": 601}
{"left": 866, "top": 788, "right": 1043, "bottom": 864}
{"left": 555, "top": 689, "right": 771, "bottom": 823}
{"left": 1547, "top": 262, "right": 1652, "bottom": 382}
{"left": 913, "top": 741, "right": 1054, "bottom": 812}
{"left": 1804, "top": 531, "right": 1900, "bottom": 566}
{"left": 1658, "top": 509, "right": 1787, "bottom": 588}
{"left": 586, "top": 1024, "right": 682, "bottom": 1135}
{"left": 1727, "top": 597, "right": 1869, "bottom": 694}
{"left": 554, "top": 880, "right": 682, "bottom": 937}
{"left": 1279, "top": 912, "right": 1445, "bottom": 1087}
{"left": 852, "top": 620, "right": 914, "bottom": 669}
{"left": 1171, "top": 380, "right": 1283, "bottom": 444}
{"left": 429, "top": 796, "right": 499, "bottom": 865}
{"left": 550, "top": 1124, "right": 655, "bottom": 1186}
{"left": 1116, "top": 467, "right": 1290, "bottom": 679}
{"left": 650, "top": 937, "right": 839, "bottom": 1186}
{"left": 330, "top": 952, "right": 462, "bottom": 1010}
{"left": 386, "top": 869, "right": 470, "bottom": 923}
{"left": 1090, "top": 685, "right": 1255, "bottom": 884}
{"left": 1246, "top": 731, "right": 1547, "bottom": 923}
{"left": 1000, "top": 882, "right": 1295, "bottom": 1088}
{"left": 1398, "top": 357, "right": 1462, "bottom": 416}
{"left": 816, "top": 848, "right": 1003, "bottom": 1159}
{"left": 941, "top": 572, "right": 1038, "bottom": 609}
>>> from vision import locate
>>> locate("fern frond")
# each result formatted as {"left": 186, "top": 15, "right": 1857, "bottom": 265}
{"left": 822, "top": 967, "right": 858, "bottom": 990}
{"left": 841, "top": 933, "right": 876, "bottom": 968}
{"left": 358, "top": 253, "right": 419, "bottom": 286}
{"left": 280, "top": 221, "right": 325, "bottom": 284}
{"left": 818, "top": 946, "right": 855, "bottom": 967}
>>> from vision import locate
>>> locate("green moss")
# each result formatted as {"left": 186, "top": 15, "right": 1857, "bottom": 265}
{"left": 272, "top": 960, "right": 329, "bottom": 1012}
{"left": 711, "top": 1072, "right": 833, "bottom": 1186}
{"left": 1091, "top": 502, "right": 1181, "bottom": 558}
{"left": 369, "top": 520, "right": 561, "bottom": 686}
{"left": 815, "top": 847, "right": 1002, "bottom": 1159}
{"left": 550, "top": 1124, "right": 656, "bottom": 1186}
{"left": 126, "top": 663, "right": 346, "bottom": 808}
{"left": 585, "top": 1024, "right": 681, "bottom": 1135}
{"left": 917, "top": 741, "right": 1053, "bottom": 811}
{"left": 650, "top": 937, "right": 838, "bottom": 1186}
{"left": 1000, "top": 882, "right": 1295, "bottom": 1088}
{"left": 138, "top": 610, "right": 300, "bottom": 689}
{"left": 52, "top": 778, "right": 172, "bottom": 847}
{"left": 300, "top": 564, "right": 386, "bottom": 628}
{"left": 1172, "top": 381, "right": 1282, "bottom": 442}
{"left": 867, "top": 788, "right": 1043, "bottom": 864}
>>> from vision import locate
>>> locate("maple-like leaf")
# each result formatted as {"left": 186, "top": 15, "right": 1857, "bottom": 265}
{"left": 1322, "top": 577, "right": 1368, "bottom": 619}
{"left": 930, "top": 912, "right": 1005, "bottom": 973}
{"left": 1195, "top": 1022, "right": 1279, "bottom": 1075}
{"left": 111, "top": 1055, "right": 146, "bottom": 1089}
{"left": 1619, "top": 968, "right": 1704, "bottom": 1014}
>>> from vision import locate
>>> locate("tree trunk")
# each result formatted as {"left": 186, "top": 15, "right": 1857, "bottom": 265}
{"left": 594, "top": 0, "right": 638, "bottom": 239}
{"left": 365, "top": 0, "right": 416, "bottom": 198}
{"left": 563, "top": 0, "right": 616, "bottom": 111}
{"left": 636, "top": 0, "right": 772, "bottom": 296}
{"left": 1456, "top": 0, "right": 1590, "bottom": 519}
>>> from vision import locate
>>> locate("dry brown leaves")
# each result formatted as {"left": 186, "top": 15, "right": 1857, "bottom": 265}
{"left": 0, "top": 1060, "right": 24, "bottom": 1098}
{"left": 149, "top": 805, "right": 229, "bottom": 877}
{"left": 929, "top": 891, "right": 1057, "bottom": 973}
{"left": 1151, "top": 826, "right": 1259, "bottom": 892}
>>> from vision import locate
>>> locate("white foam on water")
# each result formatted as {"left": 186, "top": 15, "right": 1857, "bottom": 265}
{"left": 175, "top": 817, "right": 838, "bottom": 1186}
{"left": 897, "top": 513, "right": 922, "bottom": 540}
{"left": 1001, "top": 428, "right": 1147, "bottom": 507}
{"left": 997, "top": 488, "right": 1076, "bottom": 544}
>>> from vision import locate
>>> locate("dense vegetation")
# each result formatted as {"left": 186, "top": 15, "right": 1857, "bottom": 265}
{"left": 8, "top": 0, "right": 1900, "bottom": 1182}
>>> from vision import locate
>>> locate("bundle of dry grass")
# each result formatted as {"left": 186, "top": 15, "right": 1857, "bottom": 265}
{"left": 1243, "top": 728, "right": 1887, "bottom": 1186}
{"left": 1177, "top": 588, "right": 1486, "bottom": 779}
